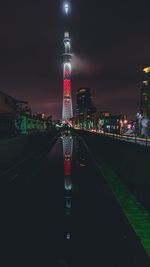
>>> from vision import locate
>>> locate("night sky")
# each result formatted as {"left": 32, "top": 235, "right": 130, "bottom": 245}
{"left": 0, "top": 0, "right": 150, "bottom": 119}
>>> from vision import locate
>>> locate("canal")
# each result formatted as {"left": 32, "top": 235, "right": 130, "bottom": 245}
{"left": 0, "top": 130, "right": 150, "bottom": 266}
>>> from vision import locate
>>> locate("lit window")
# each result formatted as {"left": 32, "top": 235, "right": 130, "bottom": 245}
{"left": 142, "top": 93, "right": 148, "bottom": 101}
{"left": 143, "top": 80, "right": 148, "bottom": 85}
{"left": 79, "top": 89, "right": 86, "bottom": 93}
{"left": 143, "top": 67, "right": 150, "bottom": 73}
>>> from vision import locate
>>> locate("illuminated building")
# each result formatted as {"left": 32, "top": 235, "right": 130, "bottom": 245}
{"left": 76, "top": 87, "right": 97, "bottom": 126}
{"left": 95, "top": 111, "right": 110, "bottom": 131}
{"left": 103, "top": 114, "right": 127, "bottom": 134}
{"left": 140, "top": 64, "right": 150, "bottom": 117}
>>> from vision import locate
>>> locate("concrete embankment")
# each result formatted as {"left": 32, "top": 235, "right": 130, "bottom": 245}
{"left": 78, "top": 130, "right": 150, "bottom": 185}
{"left": 0, "top": 130, "right": 58, "bottom": 173}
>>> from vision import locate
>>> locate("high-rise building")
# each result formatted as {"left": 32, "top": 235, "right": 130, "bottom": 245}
{"left": 76, "top": 87, "right": 96, "bottom": 122}
{"left": 140, "top": 65, "right": 150, "bottom": 117}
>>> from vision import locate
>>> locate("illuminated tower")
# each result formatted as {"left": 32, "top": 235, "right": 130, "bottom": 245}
{"left": 62, "top": 32, "right": 73, "bottom": 123}
{"left": 62, "top": 1, "right": 73, "bottom": 123}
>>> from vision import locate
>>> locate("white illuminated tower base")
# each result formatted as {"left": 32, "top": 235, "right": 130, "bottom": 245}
{"left": 62, "top": 32, "right": 73, "bottom": 124}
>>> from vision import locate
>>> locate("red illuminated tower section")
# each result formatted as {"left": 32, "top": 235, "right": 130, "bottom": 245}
{"left": 62, "top": 32, "right": 73, "bottom": 123}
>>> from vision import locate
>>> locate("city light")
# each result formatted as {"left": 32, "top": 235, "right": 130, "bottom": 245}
{"left": 143, "top": 66, "right": 150, "bottom": 73}
{"left": 64, "top": 2, "right": 70, "bottom": 14}
{"left": 42, "top": 113, "right": 45, "bottom": 119}
{"left": 66, "top": 233, "right": 71, "bottom": 240}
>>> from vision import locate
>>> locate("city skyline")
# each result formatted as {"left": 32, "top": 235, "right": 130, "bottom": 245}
{"left": 0, "top": 0, "right": 150, "bottom": 119}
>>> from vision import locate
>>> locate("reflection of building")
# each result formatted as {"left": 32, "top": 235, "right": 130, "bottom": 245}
{"left": 76, "top": 88, "right": 97, "bottom": 126}
{"left": 140, "top": 65, "right": 150, "bottom": 117}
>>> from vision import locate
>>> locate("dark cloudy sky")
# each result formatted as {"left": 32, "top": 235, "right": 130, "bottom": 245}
{"left": 0, "top": 0, "right": 150, "bottom": 119}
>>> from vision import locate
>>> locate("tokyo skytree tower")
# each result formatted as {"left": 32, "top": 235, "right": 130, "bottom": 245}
{"left": 62, "top": 1, "right": 73, "bottom": 123}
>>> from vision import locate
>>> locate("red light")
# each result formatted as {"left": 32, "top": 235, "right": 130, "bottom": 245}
{"left": 64, "top": 159, "right": 71, "bottom": 176}
{"left": 64, "top": 79, "right": 71, "bottom": 96}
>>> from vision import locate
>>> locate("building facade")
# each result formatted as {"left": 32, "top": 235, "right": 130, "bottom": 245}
{"left": 140, "top": 65, "right": 150, "bottom": 117}
{"left": 76, "top": 88, "right": 96, "bottom": 127}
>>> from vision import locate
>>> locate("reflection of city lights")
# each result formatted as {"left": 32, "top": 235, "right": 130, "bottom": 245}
{"left": 64, "top": 2, "right": 69, "bottom": 14}
{"left": 65, "top": 177, "right": 72, "bottom": 190}
{"left": 65, "top": 197, "right": 72, "bottom": 216}
{"left": 66, "top": 233, "right": 71, "bottom": 240}
{"left": 65, "top": 197, "right": 72, "bottom": 209}
{"left": 64, "top": 159, "right": 71, "bottom": 176}
{"left": 63, "top": 135, "right": 73, "bottom": 241}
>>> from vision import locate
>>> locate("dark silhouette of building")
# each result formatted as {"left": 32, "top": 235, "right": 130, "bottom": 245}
{"left": 0, "top": 91, "right": 27, "bottom": 114}
{"left": 76, "top": 88, "right": 96, "bottom": 124}
{"left": 140, "top": 65, "right": 150, "bottom": 117}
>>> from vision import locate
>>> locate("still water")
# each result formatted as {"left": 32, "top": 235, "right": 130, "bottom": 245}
{"left": 46, "top": 130, "right": 150, "bottom": 267}
{"left": 1, "top": 130, "right": 149, "bottom": 267}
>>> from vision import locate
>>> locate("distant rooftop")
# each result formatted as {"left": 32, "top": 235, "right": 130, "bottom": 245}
{"left": 0, "top": 90, "right": 28, "bottom": 104}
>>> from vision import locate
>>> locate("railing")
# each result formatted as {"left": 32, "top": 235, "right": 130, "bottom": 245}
{"left": 100, "top": 131, "right": 150, "bottom": 146}
{"left": 74, "top": 127, "right": 150, "bottom": 147}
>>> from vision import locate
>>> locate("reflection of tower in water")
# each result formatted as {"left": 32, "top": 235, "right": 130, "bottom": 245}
{"left": 63, "top": 134, "right": 73, "bottom": 191}
{"left": 62, "top": 133, "right": 73, "bottom": 242}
